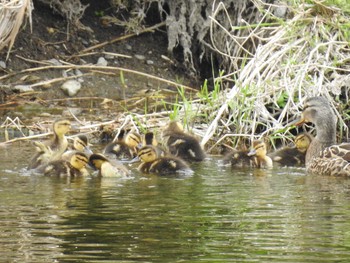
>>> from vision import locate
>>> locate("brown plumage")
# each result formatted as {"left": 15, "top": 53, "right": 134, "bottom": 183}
{"left": 89, "top": 153, "right": 130, "bottom": 177}
{"left": 40, "top": 151, "right": 89, "bottom": 177}
{"left": 137, "top": 145, "right": 191, "bottom": 175}
{"left": 224, "top": 140, "right": 272, "bottom": 168}
{"left": 104, "top": 130, "right": 141, "bottom": 160}
{"left": 296, "top": 96, "right": 350, "bottom": 176}
{"left": 29, "top": 119, "right": 71, "bottom": 169}
{"left": 268, "top": 133, "right": 313, "bottom": 167}
{"left": 162, "top": 121, "right": 206, "bottom": 162}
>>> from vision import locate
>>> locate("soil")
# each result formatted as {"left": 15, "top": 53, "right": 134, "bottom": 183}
{"left": 0, "top": 0, "right": 198, "bottom": 125}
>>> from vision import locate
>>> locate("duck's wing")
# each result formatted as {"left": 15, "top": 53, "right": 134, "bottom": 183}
{"left": 308, "top": 143, "right": 350, "bottom": 176}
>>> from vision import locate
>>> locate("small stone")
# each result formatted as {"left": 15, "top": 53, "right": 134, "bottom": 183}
{"left": 135, "top": 54, "right": 146, "bottom": 60}
{"left": 12, "top": 85, "right": 34, "bottom": 93}
{"left": 61, "top": 80, "right": 81, "bottom": 96}
{"left": 104, "top": 54, "right": 114, "bottom": 60}
{"left": 125, "top": 44, "right": 132, "bottom": 50}
{"left": 47, "top": 59, "right": 62, "bottom": 66}
{"left": 0, "top": 61, "right": 6, "bottom": 68}
{"left": 96, "top": 57, "right": 108, "bottom": 66}
{"left": 146, "top": 60, "right": 154, "bottom": 65}
{"left": 75, "top": 69, "right": 83, "bottom": 76}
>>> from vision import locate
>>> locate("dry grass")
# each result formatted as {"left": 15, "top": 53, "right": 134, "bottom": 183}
{"left": 0, "top": 0, "right": 33, "bottom": 60}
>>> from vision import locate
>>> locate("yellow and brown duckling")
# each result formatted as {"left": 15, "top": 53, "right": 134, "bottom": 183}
{"left": 103, "top": 130, "right": 142, "bottom": 160}
{"left": 142, "top": 131, "right": 166, "bottom": 156}
{"left": 137, "top": 145, "right": 192, "bottom": 175}
{"left": 162, "top": 121, "right": 206, "bottom": 162}
{"left": 40, "top": 151, "right": 89, "bottom": 177}
{"left": 89, "top": 153, "right": 130, "bottom": 177}
{"left": 29, "top": 119, "right": 71, "bottom": 169}
{"left": 223, "top": 140, "right": 272, "bottom": 168}
{"left": 296, "top": 96, "right": 350, "bottom": 176}
{"left": 247, "top": 140, "right": 273, "bottom": 168}
{"left": 268, "top": 133, "right": 313, "bottom": 167}
{"left": 62, "top": 135, "right": 93, "bottom": 160}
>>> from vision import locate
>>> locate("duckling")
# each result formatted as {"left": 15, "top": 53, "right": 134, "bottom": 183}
{"left": 142, "top": 131, "right": 166, "bottom": 156}
{"left": 89, "top": 153, "right": 130, "bottom": 177}
{"left": 247, "top": 140, "right": 273, "bottom": 168}
{"left": 40, "top": 151, "right": 89, "bottom": 177}
{"left": 137, "top": 145, "right": 192, "bottom": 175}
{"left": 143, "top": 131, "right": 158, "bottom": 146}
{"left": 162, "top": 121, "right": 206, "bottom": 162}
{"left": 223, "top": 148, "right": 255, "bottom": 167}
{"left": 103, "top": 130, "right": 141, "bottom": 160}
{"left": 296, "top": 96, "right": 350, "bottom": 176}
{"left": 62, "top": 135, "right": 93, "bottom": 161}
{"left": 28, "top": 119, "right": 71, "bottom": 169}
{"left": 268, "top": 133, "right": 313, "bottom": 167}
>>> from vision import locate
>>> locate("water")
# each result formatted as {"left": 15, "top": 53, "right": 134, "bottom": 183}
{"left": 2, "top": 143, "right": 350, "bottom": 262}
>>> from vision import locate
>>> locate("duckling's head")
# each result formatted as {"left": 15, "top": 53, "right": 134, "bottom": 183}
{"left": 70, "top": 152, "right": 89, "bottom": 170}
{"left": 164, "top": 121, "right": 184, "bottom": 134}
{"left": 143, "top": 132, "right": 158, "bottom": 146}
{"left": 53, "top": 119, "right": 71, "bottom": 136}
{"left": 137, "top": 145, "right": 158, "bottom": 163}
{"left": 73, "top": 135, "right": 88, "bottom": 151}
{"left": 89, "top": 153, "right": 109, "bottom": 170}
{"left": 124, "top": 132, "right": 142, "bottom": 149}
{"left": 248, "top": 140, "right": 267, "bottom": 158}
{"left": 295, "top": 133, "right": 313, "bottom": 153}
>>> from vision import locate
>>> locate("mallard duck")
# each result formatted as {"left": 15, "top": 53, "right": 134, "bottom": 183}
{"left": 296, "top": 96, "right": 350, "bottom": 176}
{"left": 247, "top": 140, "right": 273, "bottom": 168}
{"left": 103, "top": 130, "right": 141, "bottom": 160}
{"left": 28, "top": 119, "right": 71, "bottom": 169}
{"left": 62, "top": 135, "right": 93, "bottom": 160}
{"left": 143, "top": 132, "right": 158, "bottom": 146}
{"left": 89, "top": 153, "right": 130, "bottom": 177}
{"left": 224, "top": 140, "right": 273, "bottom": 168}
{"left": 223, "top": 148, "right": 254, "bottom": 167}
{"left": 137, "top": 145, "right": 192, "bottom": 175}
{"left": 40, "top": 151, "right": 89, "bottom": 177}
{"left": 268, "top": 133, "right": 313, "bottom": 167}
{"left": 162, "top": 121, "right": 206, "bottom": 162}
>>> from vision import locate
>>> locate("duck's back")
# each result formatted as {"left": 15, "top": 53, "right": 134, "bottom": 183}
{"left": 167, "top": 132, "right": 206, "bottom": 161}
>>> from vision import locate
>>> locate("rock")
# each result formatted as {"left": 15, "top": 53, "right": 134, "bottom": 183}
{"left": 96, "top": 57, "right": 108, "bottom": 66}
{"left": 46, "top": 59, "right": 62, "bottom": 66}
{"left": 146, "top": 60, "right": 154, "bottom": 65}
{"left": 61, "top": 80, "right": 81, "bottom": 96}
{"left": 104, "top": 54, "right": 114, "bottom": 60}
{"left": 12, "top": 85, "right": 34, "bottom": 93}
{"left": 135, "top": 54, "right": 146, "bottom": 60}
{"left": 0, "top": 61, "right": 6, "bottom": 69}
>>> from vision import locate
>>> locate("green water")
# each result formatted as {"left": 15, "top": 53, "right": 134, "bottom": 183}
{"left": 1, "top": 143, "right": 350, "bottom": 262}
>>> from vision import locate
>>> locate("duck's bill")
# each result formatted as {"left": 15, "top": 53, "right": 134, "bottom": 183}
{"left": 288, "top": 117, "right": 305, "bottom": 127}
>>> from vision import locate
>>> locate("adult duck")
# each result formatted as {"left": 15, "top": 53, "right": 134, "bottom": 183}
{"left": 296, "top": 96, "right": 350, "bottom": 176}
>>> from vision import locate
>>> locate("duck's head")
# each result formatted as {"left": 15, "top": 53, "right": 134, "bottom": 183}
{"left": 143, "top": 132, "right": 158, "bottom": 146}
{"left": 163, "top": 121, "right": 184, "bottom": 134}
{"left": 295, "top": 97, "right": 336, "bottom": 127}
{"left": 53, "top": 119, "right": 71, "bottom": 136}
{"left": 73, "top": 135, "right": 88, "bottom": 151}
{"left": 295, "top": 133, "right": 313, "bottom": 153}
{"left": 137, "top": 145, "right": 158, "bottom": 163}
{"left": 73, "top": 135, "right": 93, "bottom": 154}
{"left": 89, "top": 153, "right": 109, "bottom": 170}
{"left": 125, "top": 132, "right": 142, "bottom": 149}
{"left": 248, "top": 140, "right": 267, "bottom": 158}
{"left": 70, "top": 152, "right": 89, "bottom": 170}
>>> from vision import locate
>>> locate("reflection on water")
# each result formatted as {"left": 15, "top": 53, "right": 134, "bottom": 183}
{"left": 1, "top": 143, "right": 350, "bottom": 262}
